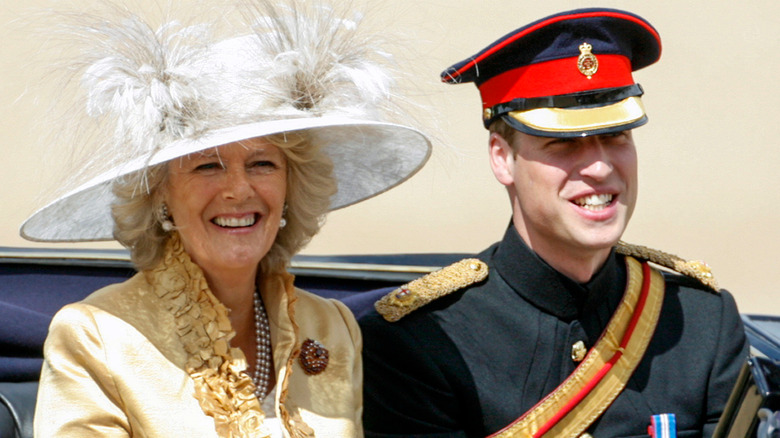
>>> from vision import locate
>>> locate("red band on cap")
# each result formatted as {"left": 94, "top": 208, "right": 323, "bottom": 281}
{"left": 478, "top": 54, "right": 634, "bottom": 109}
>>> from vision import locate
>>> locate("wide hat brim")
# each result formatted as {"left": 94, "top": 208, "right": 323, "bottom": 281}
{"left": 21, "top": 116, "right": 431, "bottom": 242}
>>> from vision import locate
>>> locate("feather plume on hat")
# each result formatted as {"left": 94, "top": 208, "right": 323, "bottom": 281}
{"left": 21, "top": 0, "right": 431, "bottom": 242}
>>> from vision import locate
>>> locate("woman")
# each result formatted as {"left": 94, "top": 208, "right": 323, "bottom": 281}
{"left": 21, "top": 1, "right": 430, "bottom": 437}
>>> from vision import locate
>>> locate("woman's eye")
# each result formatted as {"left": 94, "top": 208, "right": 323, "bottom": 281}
{"left": 194, "top": 162, "right": 221, "bottom": 171}
{"left": 250, "top": 160, "right": 278, "bottom": 170}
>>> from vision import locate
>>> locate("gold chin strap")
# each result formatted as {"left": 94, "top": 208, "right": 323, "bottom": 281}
{"left": 508, "top": 96, "right": 645, "bottom": 133}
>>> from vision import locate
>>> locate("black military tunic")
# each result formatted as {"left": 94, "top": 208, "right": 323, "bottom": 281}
{"left": 359, "top": 226, "right": 749, "bottom": 437}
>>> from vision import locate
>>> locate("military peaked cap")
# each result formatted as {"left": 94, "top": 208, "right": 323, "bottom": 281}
{"left": 441, "top": 8, "right": 662, "bottom": 137}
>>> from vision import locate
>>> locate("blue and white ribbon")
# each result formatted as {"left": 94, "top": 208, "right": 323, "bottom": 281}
{"left": 649, "top": 413, "right": 677, "bottom": 438}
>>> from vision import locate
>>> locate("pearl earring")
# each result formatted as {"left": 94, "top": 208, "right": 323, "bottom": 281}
{"left": 279, "top": 204, "right": 288, "bottom": 229}
{"left": 160, "top": 204, "right": 174, "bottom": 232}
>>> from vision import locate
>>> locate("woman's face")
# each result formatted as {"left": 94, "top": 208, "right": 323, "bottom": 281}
{"left": 164, "top": 137, "right": 287, "bottom": 278}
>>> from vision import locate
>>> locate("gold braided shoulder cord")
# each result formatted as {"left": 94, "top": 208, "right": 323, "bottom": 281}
{"left": 615, "top": 241, "right": 719, "bottom": 291}
{"left": 374, "top": 258, "right": 489, "bottom": 322}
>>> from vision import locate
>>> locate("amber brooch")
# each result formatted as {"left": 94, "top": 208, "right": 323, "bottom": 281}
{"left": 299, "top": 339, "right": 329, "bottom": 375}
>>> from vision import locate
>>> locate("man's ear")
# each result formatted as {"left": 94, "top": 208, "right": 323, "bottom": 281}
{"left": 488, "top": 132, "right": 516, "bottom": 187}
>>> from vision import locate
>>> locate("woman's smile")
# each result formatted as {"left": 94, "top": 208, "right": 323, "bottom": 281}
{"left": 212, "top": 213, "right": 260, "bottom": 229}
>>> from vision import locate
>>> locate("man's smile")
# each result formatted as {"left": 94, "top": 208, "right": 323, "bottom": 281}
{"left": 571, "top": 194, "right": 614, "bottom": 212}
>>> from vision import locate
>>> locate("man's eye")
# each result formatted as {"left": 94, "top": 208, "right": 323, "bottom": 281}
{"left": 603, "top": 130, "right": 628, "bottom": 139}
{"left": 545, "top": 138, "right": 575, "bottom": 149}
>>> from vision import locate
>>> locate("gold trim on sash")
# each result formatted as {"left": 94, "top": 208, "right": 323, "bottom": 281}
{"left": 489, "top": 257, "right": 665, "bottom": 438}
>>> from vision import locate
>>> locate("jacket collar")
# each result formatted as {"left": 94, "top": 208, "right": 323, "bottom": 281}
{"left": 491, "top": 225, "right": 625, "bottom": 321}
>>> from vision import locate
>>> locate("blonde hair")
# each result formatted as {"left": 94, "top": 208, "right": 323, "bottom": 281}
{"left": 111, "top": 131, "right": 336, "bottom": 273}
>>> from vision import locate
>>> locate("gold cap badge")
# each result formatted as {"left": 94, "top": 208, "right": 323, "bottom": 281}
{"left": 577, "top": 42, "right": 599, "bottom": 79}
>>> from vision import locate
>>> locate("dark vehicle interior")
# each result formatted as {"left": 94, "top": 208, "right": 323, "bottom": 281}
{"left": 1, "top": 247, "right": 778, "bottom": 438}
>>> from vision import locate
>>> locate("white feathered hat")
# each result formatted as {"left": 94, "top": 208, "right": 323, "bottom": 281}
{"left": 20, "top": 1, "right": 431, "bottom": 242}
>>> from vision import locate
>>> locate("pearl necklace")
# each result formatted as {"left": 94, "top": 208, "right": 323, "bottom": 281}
{"left": 253, "top": 288, "right": 272, "bottom": 400}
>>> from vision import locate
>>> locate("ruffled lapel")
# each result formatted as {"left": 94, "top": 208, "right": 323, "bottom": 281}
{"left": 145, "top": 234, "right": 272, "bottom": 438}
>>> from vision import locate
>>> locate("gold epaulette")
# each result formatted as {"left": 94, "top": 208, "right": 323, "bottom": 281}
{"left": 615, "top": 241, "right": 719, "bottom": 291}
{"left": 374, "top": 258, "right": 489, "bottom": 322}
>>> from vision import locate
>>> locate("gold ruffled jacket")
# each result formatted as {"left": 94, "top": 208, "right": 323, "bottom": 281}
{"left": 34, "top": 236, "right": 363, "bottom": 437}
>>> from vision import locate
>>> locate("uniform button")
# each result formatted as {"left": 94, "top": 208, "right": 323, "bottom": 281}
{"left": 395, "top": 287, "right": 412, "bottom": 300}
{"left": 571, "top": 340, "right": 587, "bottom": 362}
{"left": 579, "top": 433, "right": 594, "bottom": 438}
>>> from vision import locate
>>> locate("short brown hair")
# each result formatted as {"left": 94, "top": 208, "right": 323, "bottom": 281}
{"left": 488, "top": 118, "right": 517, "bottom": 148}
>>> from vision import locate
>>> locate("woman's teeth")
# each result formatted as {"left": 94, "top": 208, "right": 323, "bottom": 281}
{"left": 213, "top": 215, "right": 257, "bottom": 228}
{"left": 573, "top": 194, "right": 613, "bottom": 211}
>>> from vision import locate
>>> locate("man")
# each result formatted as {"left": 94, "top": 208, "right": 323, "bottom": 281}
{"left": 359, "top": 8, "right": 749, "bottom": 437}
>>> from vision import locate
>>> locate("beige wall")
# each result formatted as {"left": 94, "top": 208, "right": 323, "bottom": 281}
{"left": 1, "top": 1, "right": 778, "bottom": 314}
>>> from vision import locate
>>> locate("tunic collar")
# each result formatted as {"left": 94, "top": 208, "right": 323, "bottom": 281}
{"left": 491, "top": 225, "right": 625, "bottom": 321}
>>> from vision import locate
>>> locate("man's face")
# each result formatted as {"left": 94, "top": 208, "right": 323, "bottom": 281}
{"left": 492, "top": 129, "right": 638, "bottom": 264}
